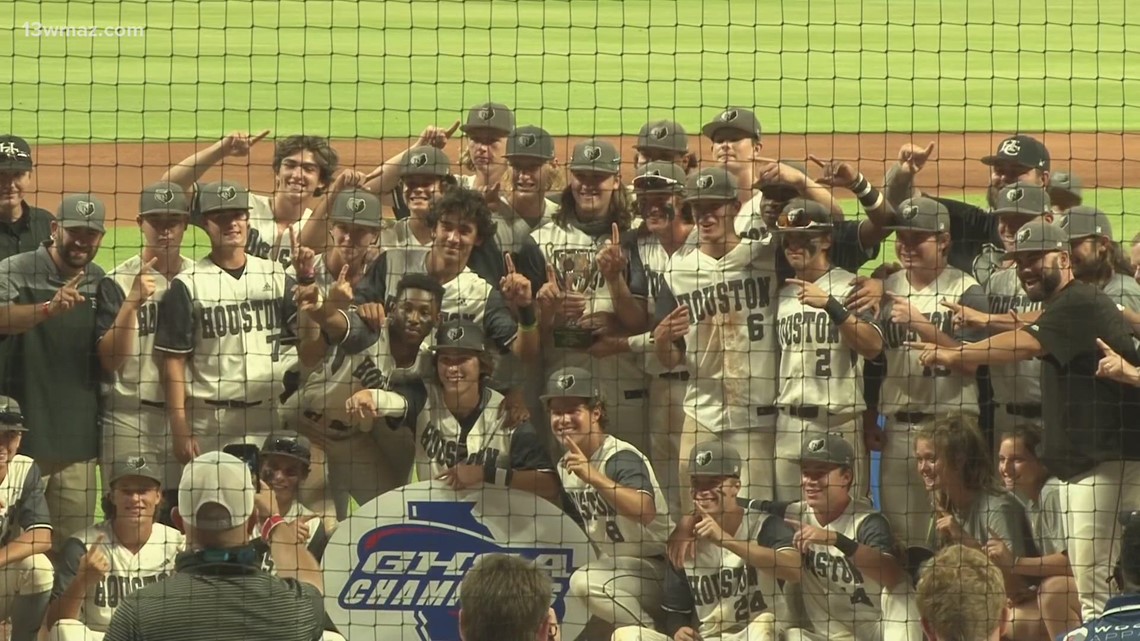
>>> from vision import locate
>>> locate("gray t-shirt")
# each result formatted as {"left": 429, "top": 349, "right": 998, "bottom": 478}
{"left": 929, "top": 489, "right": 1037, "bottom": 557}
{"left": 1017, "top": 477, "right": 1067, "bottom": 556}
{"left": 1102, "top": 273, "right": 1140, "bottom": 313}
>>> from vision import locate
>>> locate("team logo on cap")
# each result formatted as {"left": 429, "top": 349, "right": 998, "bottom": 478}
{"left": 557, "top": 374, "right": 575, "bottom": 391}
{"left": 583, "top": 146, "right": 603, "bottom": 161}
{"left": 695, "top": 450, "right": 712, "bottom": 467}
{"left": 696, "top": 174, "right": 715, "bottom": 190}
{"left": 786, "top": 208, "right": 804, "bottom": 225}
{"left": 516, "top": 133, "right": 537, "bottom": 148}
{"left": 478, "top": 106, "right": 495, "bottom": 121}
{"left": 720, "top": 109, "right": 738, "bottom": 122}
{"left": 999, "top": 138, "right": 1022, "bottom": 156}
{"left": 0, "top": 142, "right": 18, "bottom": 156}
{"left": 807, "top": 438, "right": 826, "bottom": 452}
{"left": 1005, "top": 187, "right": 1025, "bottom": 202}
{"left": 217, "top": 185, "right": 237, "bottom": 201}
{"left": 410, "top": 153, "right": 429, "bottom": 168}
{"left": 650, "top": 126, "right": 669, "bottom": 140}
{"left": 127, "top": 456, "right": 147, "bottom": 470}
{"left": 1016, "top": 225, "right": 1033, "bottom": 244}
{"left": 75, "top": 200, "right": 96, "bottom": 218}
{"left": 154, "top": 188, "right": 174, "bottom": 204}
{"left": 646, "top": 168, "right": 663, "bottom": 177}
{"left": 901, "top": 204, "right": 919, "bottom": 220}
{"left": 445, "top": 326, "right": 464, "bottom": 342}
{"left": 347, "top": 197, "right": 368, "bottom": 214}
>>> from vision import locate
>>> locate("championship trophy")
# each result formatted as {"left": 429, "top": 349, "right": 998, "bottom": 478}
{"left": 551, "top": 248, "right": 599, "bottom": 349}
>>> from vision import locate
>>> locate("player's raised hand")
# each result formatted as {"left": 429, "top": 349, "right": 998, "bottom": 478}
{"left": 888, "top": 294, "right": 924, "bottom": 326}
{"left": 941, "top": 298, "right": 987, "bottom": 332}
{"left": 653, "top": 305, "right": 691, "bottom": 344}
{"left": 693, "top": 503, "right": 727, "bottom": 544}
{"left": 904, "top": 340, "right": 958, "bottom": 370}
{"left": 79, "top": 533, "right": 111, "bottom": 584}
{"left": 481, "top": 182, "right": 503, "bottom": 211}
{"left": 291, "top": 243, "right": 317, "bottom": 282}
{"left": 332, "top": 169, "right": 368, "bottom": 193}
{"left": 785, "top": 278, "right": 829, "bottom": 309}
{"left": 127, "top": 256, "right": 159, "bottom": 305}
{"left": 807, "top": 154, "right": 859, "bottom": 189}
{"left": 499, "top": 253, "right": 534, "bottom": 309}
{"left": 345, "top": 389, "right": 380, "bottom": 419}
{"left": 293, "top": 283, "right": 322, "bottom": 314}
{"left": 758, "top": 160, "right": 808, "bottom": 191}
{"left": 326, "top": 265, "right": 354, "bottom": 310}
{"left": 415, "top": 120, "right": 462, "bottom": 150}
{"left": 47, "top": 272, "right": 86, "bottom": 317}
{"left": 897, "top": 141, "right": 936, "bottom": 175}
{"left": 844, "top": 276, "right": 884, "bottom": 315}
{"left": 1096, "top": 338, "right": 1140, "bottom": 386}
{"left": 786, "top": 518, "right": 837, "bottom": 554}
{"left": 561, "top": 437, "right": 600, "bottom": 484}
{"left": 596, "top": 223, "right": 629, "bottom": 283}
{"left": 254, "top": 481, "right": 280, "bottom": 521}
{"left": 294, "top": 519, "right": 311, "bottom": 544}
{"left": 220, "top": 130, "right": 271, "bottom": 157}
{"left": 358, "top": 303, "right": 387, "bottom": 332}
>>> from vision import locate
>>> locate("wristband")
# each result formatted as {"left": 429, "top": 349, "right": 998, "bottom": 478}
{"left": 297, "top": 275, "right": 316, "bottom": 286}
{"left": 517, "top": 305, "right": 536, "bottom": 326}
{"left": 824, "top": 296, "right": 852, "bottom": 325}
{"left": 494, "top": 467, "right": 515, "bottom": 486}
{"left": 40, "top": 301, "right": 52, "bottom": 318}
{"left": 849, "top": 174, "right": 872, "bottom": 197}
{"left": 857, "top": 186, "right": 885, "bottom": 211}
{"left": 260, "top": 514, "right": 285, "bottom": 543}
{"left": 834, "top": 533, "right": 859, "bottom": 557}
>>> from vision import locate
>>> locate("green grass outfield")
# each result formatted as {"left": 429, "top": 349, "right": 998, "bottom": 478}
{"left": 2, "top": 0, "right": 1138, "bottom": 142}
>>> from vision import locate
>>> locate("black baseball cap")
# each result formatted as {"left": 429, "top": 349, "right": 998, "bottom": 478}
{"left": 260, "top": 433, "right": 312, "bottom": 467}
{"left": 195, "top": 181, "right": 251, "bottom": 215}
{"left": 702, "top": 108, "right": 762, "bottom": 141}
{"left": 432, "top": 319, "right": 486, "bottom": 353}
{"left": 0, "top": 136, "right": 33, "bottom": 171}
{"left": 402, "top": 146, "right": 452, "bottom": 178}
{"left": 330, "top": 189, "right": 383, "bottom": 229}
{"left": 1060, "top": 206, "right": 1114, "bottom": 242}
{"left": 0, "top": 396, "right": 26, "bottom": 432}
{"left": 635, "top": 120, "right": 689, "bottom": 154}
{"left": 981, "top": 135, "right": 1050, "bottom": 171}
{"left": 1048, "top": 171, "right": 1083, "bottom": 205}
{"left": 505, "top": 125, "right": 556, "bottom": 161}
{"left": 460, "top": 102, "right": 515, "bottom": 136}
{"left": 682, "top": 167, "right": 739, "bottom": 203}
{"left": 689, "top": 440, "right": 743, "bottom": 478}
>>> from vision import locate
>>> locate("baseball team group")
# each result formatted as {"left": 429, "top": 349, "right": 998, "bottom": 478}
{"left": 0, "top": 101, "right": 1134, "bottom": 641}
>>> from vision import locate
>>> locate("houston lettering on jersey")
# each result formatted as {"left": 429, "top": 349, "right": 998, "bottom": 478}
{"left": 778, "top": 311, "right": 842, "bottom": 346}
{"left": 566, "top": 489, "right": 618, "bottom": 521}
{"left": 675, "top": 276, "right": 773, "bottom": 323}
{"left": 804, "top": 549, "right": 875, "bottom": 608}
{"left": 688, "top": 566, "right": 763, "bottom": 607}
{"left": 988, "top": 293, "right": 1043, "bottom": 315}
{"left": 419, "top": 423, "right": 501, "bottom": 471}
{"left": 883, "top": 310, "right": 954, "bottom": 348}
{"left": 198, "top": 299, "right": 289, "bottom": 339}
{"left": 93, "top": 572, "right": 170, "bottom": 608}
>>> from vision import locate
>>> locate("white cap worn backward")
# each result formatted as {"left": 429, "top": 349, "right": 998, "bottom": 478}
{"left": 178, "top": 451, "right": 256, "bottom": 531}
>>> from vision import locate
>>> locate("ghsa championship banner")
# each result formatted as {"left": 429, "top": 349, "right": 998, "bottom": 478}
{"left": 323, "top": 481, "right": 596, "bottom": 641}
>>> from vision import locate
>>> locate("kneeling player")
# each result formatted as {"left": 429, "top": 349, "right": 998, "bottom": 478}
{"left": 249, "top": 433, "right": 332, "bottom": 570}
{"left": 345, "top": 320, "right": 558, "bottom": 502}
{"left": 614, "top": 440, "right": 799, "bottom": 641}
{"left": 45, "top": 456, "right": 184, "bottom": 641}
{"left": 541, "top": 367, "right": 671, "bottom": 631}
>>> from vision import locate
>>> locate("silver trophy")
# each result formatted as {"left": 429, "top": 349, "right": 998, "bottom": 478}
{"left": 550, "top": 248, "right": 600, "bottom": 349}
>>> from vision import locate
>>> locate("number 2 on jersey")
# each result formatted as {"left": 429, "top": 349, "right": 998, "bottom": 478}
{"left": 733, "top": 591, "right": 766, "bottom": 621}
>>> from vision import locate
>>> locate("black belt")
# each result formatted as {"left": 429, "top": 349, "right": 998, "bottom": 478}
{"left": 756, "top": 406, "right": 778, "bottom": 417}
{"left": 782, "top": 406, "right": 827, "bottom": 419}
{"left": 1005, "top": 403, "right": 1043, "bottom": 419}
{"left": 659, "top": 372, "right": 690, "bottom": 381}
{"left": 895, "top": 411, "right": 933, "bottom": 424}
{"left": 623, "top": 390, "right": 649, "bottom": 400}
{"left": 304, "top": 410, "right": 352, "bottom": 433}
{"left": 204, "top": 400, "right": 264, "bottom": 409}
{"left": 140, "top": 400, "right": 165, "bottom": 409}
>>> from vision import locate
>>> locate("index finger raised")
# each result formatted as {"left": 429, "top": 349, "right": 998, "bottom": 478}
{"left": 250, "top": 129, "right": 272, "bottom": 145}
{"left": 922, "top": 141, "right": 936, "bottom": 157}
{"left": 1098, "top": 338, "right": 1118, "bottom": 355}
{"left": 504, "top": 252, "right": 516, "bottom": 274}
{"left": 92, "top": 533, "right": 107, "bottom": 547}
{"left": 63, "top": 272, "right": 84, "bottom": 289}
{"left": 806, "top": 154, "right": 828, "bottom": 169}
{"left": 611, "top": 222, "right": 620, "bottom": 245}
{"left": 142, "top": 256, "right": 159, "bottom": 272}
{"left": 337, "top": 265, "right": 350, "bottom": 283}
{"left": 444, "top": 119, "right": 461, "bottom": 138}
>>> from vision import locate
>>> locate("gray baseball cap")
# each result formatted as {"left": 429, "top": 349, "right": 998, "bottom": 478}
{"left": 0, "top": 396, "right": 25, "bottom": 432}
{"left": 632, "top": 162, "right": 686, "bottom": 194}
{"left": 772, "top": 199, "right": 833, "bottom": 233}
{"left": 139, "top": 182, "right": 191, "bottom": 217}
{"left": 689, "top": 440, "right": 743, "bottom": 478}
{"left": 797, "top": 432, "right": 856, "bottom": 467}
{"left": 568, "top": 139, "right": 621, "bottom": 175}
{"left": 1060, "top": 206, "right": 1114, "bottom": 241}
{"left": 195, "top": 181, "right": 251, "bottom": 215}
{"left": 886, "top": 196, "right": 950, "bottom": 233}
{"left": 635, "top": 120, "right": 689, "bottom": 154}
{"left": 683, "top": 167, "right": 739, "bottom": 203}
{"left": 57, "top": 194, "right": 107, "bottom": 233}
{"left": 702, "top": 107, "right": 762, "bottom": 141}
{"left": 540, "top": 367, "right": 602, "bottom": 402}
{"left": 109, "top": 455, "right": 163, "bottom": 485}
{"left": 460, "top": 102, "right": 515, "bottom": 136}
{"left": 0, "top": 136, "right": 33, "bottom": 171}
{"left": 1002, "top": 219, "right": 1068, "bottom": 259}
{"left": 991, "top": 183, "right": 1052, "bottom": 217}
{"left": 432, "top": 319, "right": 486, "bottom": 353}
{"left": 402, "top": 146, "right": 452, "bottom": 178}
{"left": 505, "top": 125, "right": 555, "bottom": 161}
{"left": 330, "top": 189, "right": 383, "bottom": 229}
{"left": 1048, "top": 171, "right": 1083, "bottom": 205}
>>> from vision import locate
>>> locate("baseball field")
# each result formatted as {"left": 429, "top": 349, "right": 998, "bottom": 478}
{"left": 3, "top": 0, "right": 1140, "bottom": 271}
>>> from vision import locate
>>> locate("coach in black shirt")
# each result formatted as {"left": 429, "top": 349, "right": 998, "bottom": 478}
{"left": 910, "top": 218, "right": 1140, "bottom": 621}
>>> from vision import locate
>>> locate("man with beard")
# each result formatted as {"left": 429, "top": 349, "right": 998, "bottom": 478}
{"left": 910, "top": 218, "right": 1140, "bottom": 621}
{"left": 0, "top": 135, "right": 53, "bottom": 259}
{"left": 1060, "top": 205, "right": 1140, "bottom": 312}
{"left": 293, "top": 272, "right": 444, "bottom": 515}
{"left": 0, "top": 194, "right": 106, "bottom": 550}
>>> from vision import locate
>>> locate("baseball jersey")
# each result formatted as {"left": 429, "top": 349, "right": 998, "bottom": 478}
{"left": 985, "top": 266, "right": 1044, "bottom": 406}
{"left": 153, "top": 256, "right": 299, "bottom": 403}
{"left": 631, "top": 231, "right": 698, "bottom": 377}
{"left": 777, "top": 268, "right": 877, "bottom": 411}
{"left": 785, "top": 499, "right": 894, "bottom": 636}
{"left": 95, "top": 254, "right": 196, "bottom": 408}
{"left": 378, "top": 218, "right": 431, "bottom": 252}
{"left": 253, "top": 501, "right": 329, "bottom": 573}
{"left": 390, "top": 384, "right": 554, "bottom": 484}
{"left": 655, "top": 238, "right": 780, "bottom": 432}
{"left": 558, "top": 434, "right": 670, "bottom": 558}
{"left": 661, "top": 510, "right": 794, "bottom": 639}
{"left": 738, "top": 193, "right": 771, "bottom": 240}
{"left": 878, "top": 267, "right": 988, "bottom": 415}
{"left": 0, "top": 455, "right": 51, "bottom": 545}
{"left": 53, "top": 522, "right": 184, "bottom": 631}
{"left": 1018, "top": 477, "right": 1067, "bottom": 556}
{"left": 246, "top": 192, "right": 313, "bottom": 268}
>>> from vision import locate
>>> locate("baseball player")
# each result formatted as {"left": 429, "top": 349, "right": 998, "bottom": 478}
{"left": 613, "top": 440, "right": 797, "bottom": 641}
{"left": 653, "top": 167, "right": 780, "bottom": 506}
{"left": 456, "top": 102, "right": 514, "bottom": 191}
{"left": 377, "top": 146, "right": 455, "bottom": 249}
{"left": 344, "top": 320, "right": 559, "bottom": 502}
{"left": 498, "top": 125, "right": 561, "bottom": 233}
{"left": 161, "top": 131, "right": 339, "bottom": 267}
{"left": 293, "top": 272, "right": 444, "bottom": 513}
{"left": 44, "top": 456, "right": 184, "bottom": 641}
{"left": 154, "top": 181, "right": 300, "bottom": 464}
{"left": 95, "top": 183, "right": 195, "bottom": 505}
{"left": 772, "top": 200, "right": 885, "bottom": 503}
{"left": 538, "top": 366, "right": 670, "bottom": 630}
{"left": 1060, "top": 205, "right": 1140, "bottom": 312}
{"left": 1047, "top": 171, "right": 1082, "bottom": 213}
{"left": 0, "top": 135, "right": 53, "bottom": 259}
{"left": 633, "top": 119, "right": 693, "bottom": 173}
{"left": 875, "top": 196, "right": 988, "bottom": 553}
{"left": 250, "top": 433, "right": 330, "bottom": 573}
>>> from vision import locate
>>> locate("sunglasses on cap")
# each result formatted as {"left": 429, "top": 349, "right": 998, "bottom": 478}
{"left": 0, "top": 411, "right": 23, "bottom": 426}
{"left": 262, "top": 436, "right": 308, "bottom": 459}
{"left": 775, "top": 208, "right": 831, "bottom": 232}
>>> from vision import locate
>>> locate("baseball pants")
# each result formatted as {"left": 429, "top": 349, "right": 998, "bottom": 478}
{"left": 325, "top": 420, "right": 415, "bottom": 513}
{"left": 0, "top": 552, "right": 53, "bottom": 641}
{"left": 774, "top": 411, "right": 867, "bottom": 504}
{"left": 677, "top": 413, "right": 777, "bottom": 513}
{"left": 610, "top": 613, "right": 777, "bottom": 641}
{"left": 878, "top": 415, "right": 952, "bottom": 552}
{"left": 36, "top": 460, "right": 97, "bottom": 551}
{"left": 188, "top": 398, "right": 279, "bottom": 454}
{"left": 568, "top": 555, "right": 666, "bottom": 629}
{"left": 1057, "top": 459, "right": 1140, "bottom": 620}
{"left": 99, "top": 404, "right": 179, "bottom": 490}
{"left": 647, "top": 374, "right": 689, "bottom": 521}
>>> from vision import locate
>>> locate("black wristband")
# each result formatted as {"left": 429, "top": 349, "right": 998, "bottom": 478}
{"left": 849, "top": 174, "right": 871, "bottom": 196}
{"left": 825, "top": 296, "right": 852, "bottom": 325}
{"left": 857, "top": 186, "right": 884, "bottom": 210}
{"left": 483, "top": 458, "right": 498, "bottom": 484}
{"left": 297, "top": 274, "right": 316, "bottom": 286}
{"left": 834, "top": 533, "right": 859, "bottom": 557}
{"left": 517, "top": 304, "right": 536, "bottom": 326}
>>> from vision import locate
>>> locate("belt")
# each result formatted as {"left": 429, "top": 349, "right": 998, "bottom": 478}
{"left": 755, "top": 406, "right": 778, "bottom": 417}
{"left": 623, "top": 390, "right": 649, "bottom": 400}
{"left": 659, "top": 372, "right": 690, "bottom": 381}
{"left": 140, "top": 400, "right": 165, "bottom": 409}
{"left": 303, "top": 410, "right": 352, "bottom": 433}
{"left": 894, "top": 411, "right": 933, "bottom": 424}
{"left": 1005, "top": 403, "right": 1043, "bottom": 419}
{"left": 782, "top": 406, "right": 827, "bottom": 419}
{"left": 204, "top": 400, "right": 264, "bottom": 409}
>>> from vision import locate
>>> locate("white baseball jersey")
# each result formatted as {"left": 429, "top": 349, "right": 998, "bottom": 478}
{"left": 558, "top": 435, "right": 670, "bottom": 558}
{"left": 246, "top": 192, "right": 313, "bottom": 268}
{"left": 656, "top": 238, "right": 780, "bottom": 431}
{"left": 378, "top": 218, "right": 431, "bottom": 252}
{"left": 56, "top": 522, "right": 184, "bottom": 631}
{"left": 739, "top": 192, "right": 770, "bottom": 240}
{"left": 776, "top": 268, "right": 875, "bottom": 412}
{"left": 878, "top": 267, "right": 987, "bottom": 415}
{"left": 254, "top": 501, "right": 325, "bottom": 575}
{"left": 153, "top": 256, "right": 298, "bottom": 402}
{"left": 661, "top": 510, "right": 794, "bottom": 639}
{"left": 984, "top": 266, "right": 1043, "bottom": 406}
{"left": 633, "top": 232, "right": 697, "bottom": 376}
{"left": 95, "top": 254, "right": 196, "bottom": 408}
{"left": 786, "top": 499, "right": 894, "bottom": 639}
{"left": 0, "top": 455, "right": 52, "bottom": 545}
